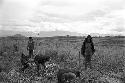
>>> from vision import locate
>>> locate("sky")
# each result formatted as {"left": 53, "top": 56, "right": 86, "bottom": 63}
{"left": 0, "top": 0, "right": 125, "bottom": 36}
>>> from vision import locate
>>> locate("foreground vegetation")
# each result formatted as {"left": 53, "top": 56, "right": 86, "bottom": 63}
{"left": 0, "top": 36, "right": 125, "bottom": 83}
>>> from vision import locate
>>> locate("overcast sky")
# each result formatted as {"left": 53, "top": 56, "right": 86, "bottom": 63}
{"left": 0, "top": 0, "right": 125, "bottom": 35}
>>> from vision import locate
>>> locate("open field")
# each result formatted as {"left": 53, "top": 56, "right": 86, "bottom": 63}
{"left": 0, "top": 36, "right": 125, "bottom": 83}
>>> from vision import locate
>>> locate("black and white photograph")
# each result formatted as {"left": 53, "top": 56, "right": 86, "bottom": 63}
{"left": 0, "top": 0, "right": 125, "bottom": 83}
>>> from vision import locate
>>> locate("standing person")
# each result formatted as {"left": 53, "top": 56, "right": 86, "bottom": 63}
{"left": 20, "top": 53, "right": 29, "bottom": 72}
{"left": 81, "top": 35, "right": 95, "bottom": 70}
{"left": 27, "top": 37, "right": 35, "bottom": 58}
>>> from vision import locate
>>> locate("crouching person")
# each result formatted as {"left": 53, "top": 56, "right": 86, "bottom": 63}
{"left": 20, "top": 53, "right": 29, "bottom": 72}
{"left": 81, "top": 35, "right": 95, "bottom": 70}
{"left": 57, "top": 69, "right": 80, "bottom": 83}
{"left": 34, "top": 54, "right": 51, "bottom": 76}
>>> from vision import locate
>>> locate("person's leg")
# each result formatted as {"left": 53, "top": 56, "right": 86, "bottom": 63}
{"left": 31, "top": 50, "right": 33, "bottom": 58}
{"left": 88, "top": 56, "right": 92, "bottom": 69}
{"left": 29, "top": 50, "right": 31, "bottom": 58}
{"left": 21, "top": 63, "right": 29, "bottom": 72}
{"left": 85, "top": 57, "right": 88, "bottom": 70}
{"left": 89, "top": 53, "right": 93, "bottom": 69}
{"left": 85, "top": 55, "right": 92, "bottom": 70}
{"left": 29, "top": 50, "right": 33, "bottom": 58}
{"left": 88, "top": 60, "right": 92, "bottom": 69}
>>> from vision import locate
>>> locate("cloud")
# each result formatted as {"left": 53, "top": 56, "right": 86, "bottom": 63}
{"left": 111, "top": 17, "right": 125, "bottom": 32}
{"left": 103, "top": 0, "right": 125, "bottom": 10}
{"left": 40, "top": 0, "right": 72, "bottom": 7}
{"left": 112, "top": 27, "right": 125, "bottom": 32}
{"left": 93, "top": 11, "right": 125, "bottom": 35}
{"left": 1, "top": 19, "right": 36, "bottom": 27}
{"left": 30, "top": 12, "right": 72, "bottom": 23}
{"left": 0, "top": 0, "right": 40, "bottom": 24}
{"left": 0, "top": 0, "right": 3, "bottom": 6}
{"left": 31, "top": 9, "right": 107, "bottom": 23}
{"left": 1, "top": 0, "right": 125, "bottom": 36}
{"left": 33, "top": 0, "right": 125, "bottom": 23}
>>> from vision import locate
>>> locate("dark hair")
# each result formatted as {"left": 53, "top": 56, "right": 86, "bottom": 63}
{"left": 29, "top": 37, "right": 32, "bottom": 39}
{"left": 87, "top": 35, "right": 92, "bottom": 39}
{"left": 86, "top": 35, "right": 92, "bottom": 42}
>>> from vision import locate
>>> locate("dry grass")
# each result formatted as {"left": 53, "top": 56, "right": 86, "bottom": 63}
{"left": 0, "top": 37, "right": 124, "bottom": 83}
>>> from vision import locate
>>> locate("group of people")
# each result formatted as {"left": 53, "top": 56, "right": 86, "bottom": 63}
{"left": 26, "top": 35, "right": 95, "bottom": 70}
{"left": 23, "top": 35, "right": 95, "bottom": 83}
{"left": 21, "top": 37, "right": 51, "bottom": 76}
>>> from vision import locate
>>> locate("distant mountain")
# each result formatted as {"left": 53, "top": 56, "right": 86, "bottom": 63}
{"left": 0, "top": 30, "right": 123, "bottom": 37}
{"left": 0, "top": 30, "right": 83, "bottom": 37}
{"left": 11, "top": 34, "right": 25, "bottom": 37}
{"left": 38, "top": 30, "right": 83, "bottom": 37}
{"left": 90, "top": 33, "right": 117, "bottom": 37}
{"left": 0, "top": 30, "right": 36, "bottom": 37}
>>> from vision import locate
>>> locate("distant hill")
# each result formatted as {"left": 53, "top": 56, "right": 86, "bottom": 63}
{"left": 11, "top": 34, "right": 25, "bottom": 37}
{"left": 0, "top": 30, "right": 36, "bottom": 37}
{"left": 6, "top": 34, "right": 26, "bottom": 40}
{"left": 38, "top": 30, "right": 83, "bottom": 37}
{"left": 0, "top": 30, "right": 83, "bottom": 37}
{"left": 0, "top": 30, "right": 124, "bottom": 37}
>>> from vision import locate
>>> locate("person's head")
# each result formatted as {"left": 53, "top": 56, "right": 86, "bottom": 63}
{"left": 29, "top": 37, "right": 33, "bottom": 41}
{"left": 86, "top": 35, "right": 92, "bottom": 42}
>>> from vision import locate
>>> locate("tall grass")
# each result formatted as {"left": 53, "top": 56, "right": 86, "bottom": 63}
{"left": 0, "top": 37, "right": 124, "bottom": 82}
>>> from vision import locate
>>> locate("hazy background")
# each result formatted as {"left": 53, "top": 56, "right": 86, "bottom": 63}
{"left": 0, "top": 0, "right": 125, "bottom": 37}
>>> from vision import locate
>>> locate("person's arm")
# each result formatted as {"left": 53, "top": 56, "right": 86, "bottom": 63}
{"left": 33, "top": 41, "right": 35, "bottom": 50}
{"left": 27, "top": 41, "right": 29, "bottom": 50}
{"left": 81, "top": 41, "right": 85, "bottom": 56}
{"left": 91, "top": 42, "right": 95, "bottom": 53}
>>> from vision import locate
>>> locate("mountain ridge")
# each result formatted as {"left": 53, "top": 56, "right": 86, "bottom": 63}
{"left": 0, "top": 30, "right": 123, "bottom": 37}
{"left": 0, "top": 30, "right": 83, "bottom": 37}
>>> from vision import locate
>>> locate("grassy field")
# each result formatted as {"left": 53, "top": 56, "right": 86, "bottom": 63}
{"left": 0, "top": 36, "right": 125, "bottom": 83}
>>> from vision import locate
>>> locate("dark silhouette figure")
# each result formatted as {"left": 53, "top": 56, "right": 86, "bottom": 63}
{"left": 20, "top": 53, "right": 29, "bottom": 72}
{"left": 34, "top": 54, "right": 51, "bottom": 76}
{"left": 81, "top": 35, "right": 95, "bottom": 70}
{"left": 27, "top": 37, "right": 34, "bottom": 58}
{"left": 57, "top": 69, "right": 80, "bottom": 83}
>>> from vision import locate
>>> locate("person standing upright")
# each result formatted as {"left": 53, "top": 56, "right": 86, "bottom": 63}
{"left": 81, "top": 35, "right": 95, "bottom": 70}
{"left": 27, "top": 37, "right": 35, "bottom": 58}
